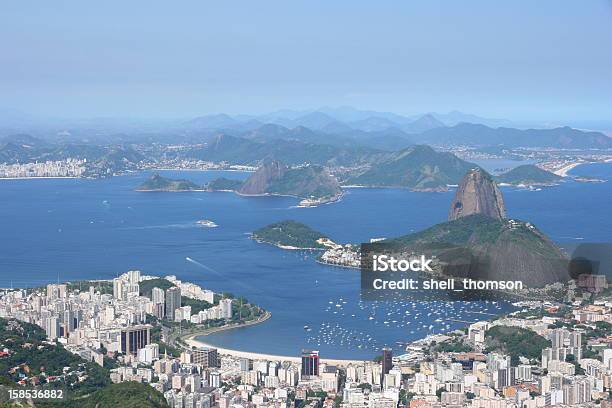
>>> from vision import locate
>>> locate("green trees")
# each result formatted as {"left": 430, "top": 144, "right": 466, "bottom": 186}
{"left": 485, "top": 326, "right": 551, "bottom": 365}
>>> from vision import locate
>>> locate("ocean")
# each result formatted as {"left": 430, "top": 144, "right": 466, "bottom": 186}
{"left": 0, "top": 161, "right": 610, "bottom": 359}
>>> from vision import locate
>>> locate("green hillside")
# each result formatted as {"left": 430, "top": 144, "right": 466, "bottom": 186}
{"left": 347, "top": 145, "right": 476, "bottom": 190}
{"left": 253, "top": 220, "right": 328, "bottom": 249}
{"left": 496, "top": 164, "right": 562, "bottom": 185}
{"left": 136, "top": 174, "right": 200, "bottom": 191}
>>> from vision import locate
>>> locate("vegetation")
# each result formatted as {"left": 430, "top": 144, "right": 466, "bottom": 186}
{"left": 485, "top": 326, "right": 551, "bottom": 365}
{"left": 0, "top": 318, "right": 110, "bottom": 402}
{"left": 389, "top": 213, "right": 567, "bottom": 287}
{"left": 61, "top": 381, "right": 169, "bottom": 408}
{"left": 65, "top": 280, "right": 113, "bottom": 295}
{"left": 496, "top": 164, "right": 561, "bottom": 185}
{"left": 266, "top": 165, "right": 342, "bottom": 199}
{"left": 253, "top": 220, "right": 328, "bottom": 249}
{"left": 347, "top": 145, "right": 476, "bottom": 190}
{"left": 433, "top": 339, "right": 473, "bottom": 353}
{"left": 139, "top": 278, "right": 175, "bottom": 298}
{"left": 135, "top": 173, "right": 200, "bottom": 191}
{"left": 205, "top": 177, "right": 244, "bottom": 191}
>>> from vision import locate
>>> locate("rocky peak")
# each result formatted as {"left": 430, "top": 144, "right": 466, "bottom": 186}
{"left": 448, "top": 168, "right": 506, "bottom": 221}
{"left": 238, "top": 160, "right": 287, "bottom": 195}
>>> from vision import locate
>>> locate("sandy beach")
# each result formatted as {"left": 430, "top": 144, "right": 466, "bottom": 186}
{"left": 181, "top": 312, "right": 365, "bottom": 367}
{"left": 553, "top": 161, "right": 586, "bottom": 177}
{"left": 184, "top": 335, "right": 365, "bottom": 366}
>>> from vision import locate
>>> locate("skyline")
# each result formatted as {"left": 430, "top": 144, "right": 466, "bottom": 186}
{"left": 1, "top": 1, "right": 612, "bottom": 122}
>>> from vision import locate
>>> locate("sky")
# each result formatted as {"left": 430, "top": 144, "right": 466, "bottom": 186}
{"left": 1, "top": 1, "right": 612, "bottom": 121}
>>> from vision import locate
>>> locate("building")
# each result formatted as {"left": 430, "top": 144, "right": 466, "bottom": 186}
{"left": 220, "top": 298, "right": 233, "bottom": 319}
{"left": 152, "top": 287, "right": 165, "bottom": 304}
{"left": 301, "top": 349, "right": 320, "bottom": 377}
{"left": 120, "top": 325, "right": 151, "bottom": 355}
{"left": 165, "top": 286, "right": 181, "bottom": 321}
{"left": 192, "top": 347, "right": 218, "bottom": 368}
{"left": 381, "top": 347, "right": 393, "bottom": 384}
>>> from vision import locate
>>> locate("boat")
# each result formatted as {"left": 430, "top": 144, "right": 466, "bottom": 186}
{"left": 196, "top": 219, "right": 218, "bottom": 228}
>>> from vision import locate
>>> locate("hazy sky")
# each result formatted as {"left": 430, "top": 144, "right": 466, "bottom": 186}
{"left": 1, "top": 1, "right": 611, "bottom": 120}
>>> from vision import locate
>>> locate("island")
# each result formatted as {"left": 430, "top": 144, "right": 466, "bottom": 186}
{"left": 206, "top": 161, "right": 344, "bottom": 206}
{"left": 252, "top": 220, "right": 330, "bottom": 249}
{"left": 135, "top": 173, "right": 202, "bottom": 191}
{"left": 495, "top": 164, "right": 562, "bottom": 186}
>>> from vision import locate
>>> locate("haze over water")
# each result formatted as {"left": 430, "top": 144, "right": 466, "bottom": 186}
{"left": 1, "top": 162, "right": 610, "bottom": 359}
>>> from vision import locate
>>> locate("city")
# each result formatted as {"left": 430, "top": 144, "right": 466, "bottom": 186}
{"left": 0, "top": 270, "right": 609, "bottom": 407}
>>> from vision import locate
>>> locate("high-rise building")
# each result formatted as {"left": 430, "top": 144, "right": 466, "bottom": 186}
{"left": 192, "top": 347, "right": 218, "bottom": 368}
{"left": 165, "top": 287, "right": 181, "bottom": 320}
{"left": 127, "top": 270, "right": 141, "bottom": 284}
{"left": 46, "top": 284, "right": 67, "bottom": 300}
{"left": 45, "top": 316, "right": 60, "bottom": 340}
{"left": 113, "top": 278, "right": 124, "bottom": 300}
{"left": 301, "top": 349, "right": 319, "bottom": 377}
{"left": 120, "top": 325, "right": 151, "bottom": 355}
{"left": 381, "top": 347, "right": 393, "bottom": 378}
{"left": 220, "top": 298, "right": 233, "bottom": 319}
{"left": 239, "top": 358, "right": 252, "bottom": 372}
{"left": 152, "top": 287, "right": 165, "bottom": 304}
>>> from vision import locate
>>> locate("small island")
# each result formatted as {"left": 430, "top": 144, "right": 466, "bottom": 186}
{"left": 135, "top": 173, "right": 202, "bottom": 192}
{"left": 495, "top": 164, "right": 562, "bottom": 186}
{"left": 252, "top": 220, "right": 330, "bottom": 249}
{"left": 206, "top": 161, "right": 344, "bottom": 206}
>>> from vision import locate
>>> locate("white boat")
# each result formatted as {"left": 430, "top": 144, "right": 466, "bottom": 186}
{"left": 196, "top": 219, "right": 218, "bottom": 228}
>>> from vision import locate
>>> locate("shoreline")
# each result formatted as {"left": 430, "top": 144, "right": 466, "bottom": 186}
{"left": 181, "top": 311, "right": 366, "bottom": 366}
{"left": 0, "top": 176, "right": 80, "bottom": 180}
{"left": 553, "top": 161, "right": 587, "bottom": 177}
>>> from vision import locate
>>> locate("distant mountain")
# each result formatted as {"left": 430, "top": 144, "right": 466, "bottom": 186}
{"left": 317, "top": 106, "right": 414, "bottom": 124}
{"left": 414, "top": 123, "right": 612, "bottom": 148}
{"left": 1, "top": 133, "right": 48, "bottom": 147}
{"left": 135, "top": 173, "right": 200, "bottom": 191}
{"left": 185, "top": 134, "right": 381, "bottom": 166}
{"left": 346, "top": 145, "right": 477, "bottom": 190}
{"left": 449, "top": 168, "right": 506, "bottom": 221}
{"left": 349, "top": 116, "right": 400, "bottom": 132}
{"left": 293, "top": 112, "right": 342, "bottom": 129}
{"left": 238, "top": 160, "right": 342, "bottom": 201}
{"left": 496, "top": 165, "right": 562, "bottom": 186}
{"left": 85, "top": 145, "right": 146, "bottom": 176}
{"left": 430, "top": 111, "right": 512, "bottom": 127}
{"left": 401, "top": 114, "right": 445, "bottom": 134}
{"left": 186, "top": 114, "right": 238, "bottom": 129}
{"left": 0, "top": 142, "right": 32, "bottom": 163}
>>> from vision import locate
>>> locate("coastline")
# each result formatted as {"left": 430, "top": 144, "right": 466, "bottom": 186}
{"left": 181, "top": 311, "right": 365, "bottom": 366}
{"left": 0, "top": 176, "right": 80, "bottom": 180}
{"left": 553, "top": 161, "right": 587, "bottom": 177}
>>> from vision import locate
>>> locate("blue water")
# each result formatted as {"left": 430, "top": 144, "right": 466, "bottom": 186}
{"left": 0, "top": 163, "right": 610, "bottom": 359}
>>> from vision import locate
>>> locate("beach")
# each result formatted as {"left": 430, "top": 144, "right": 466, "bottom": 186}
{"left": 181, "top": 311, "right": 365, "bottom": 367}
{"left": 553, "top": 161, "right": 586, "bottom": 177}
{"left": 184, "top": 335, "right": 365, "bottom": 367}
